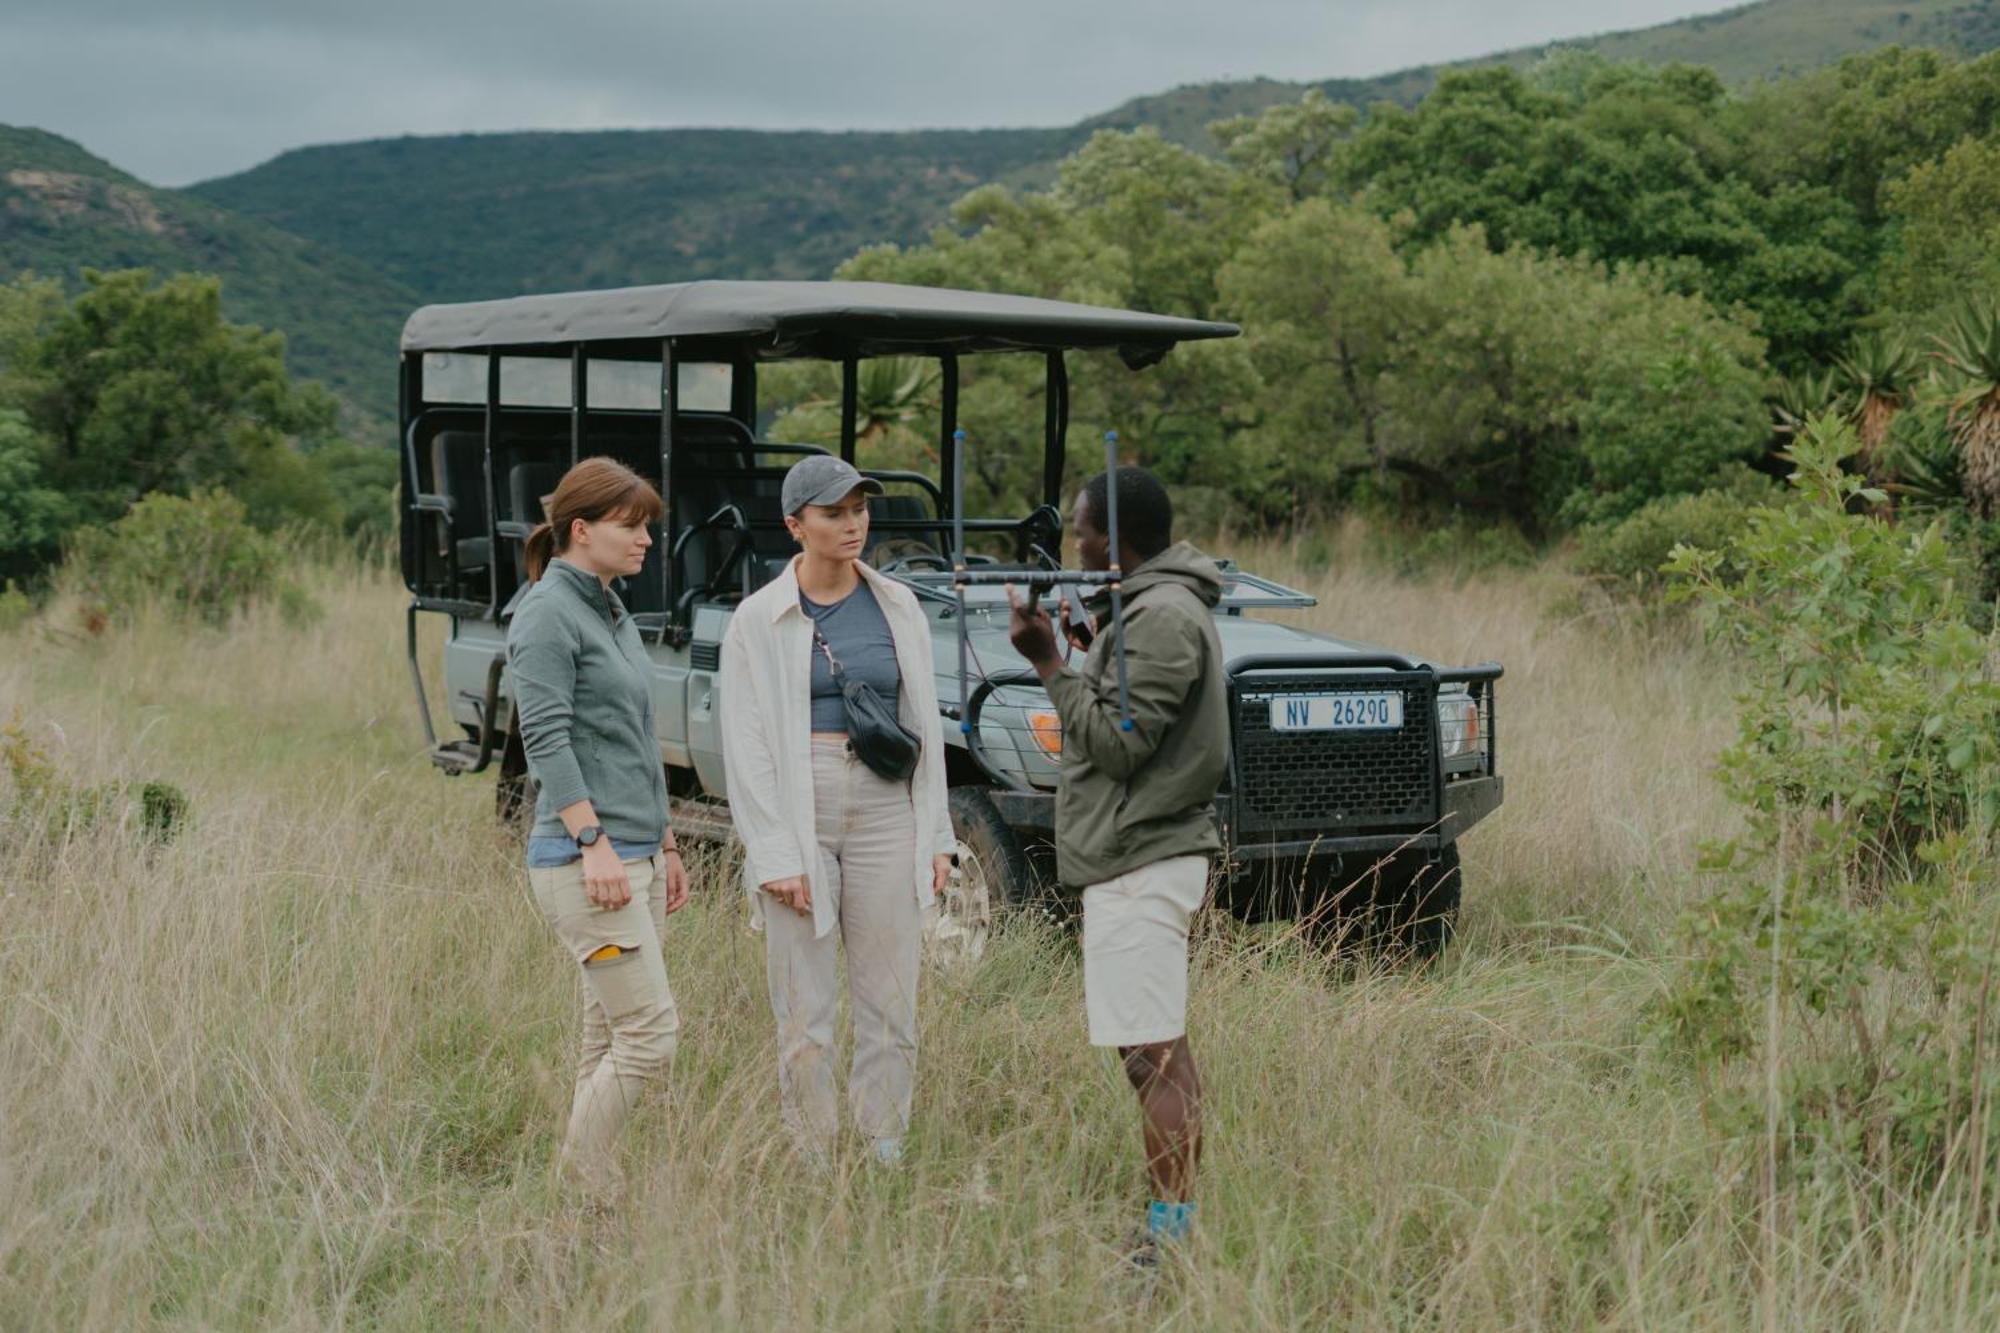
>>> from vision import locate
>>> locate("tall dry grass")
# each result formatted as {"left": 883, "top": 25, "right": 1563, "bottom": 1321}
{"left": 1, "top": 537, "right": 1994, "bottom": 1329}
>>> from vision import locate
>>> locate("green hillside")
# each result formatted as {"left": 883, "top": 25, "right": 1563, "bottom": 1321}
{"left": 1552, "top": 0, "right": 1999, "bottom": 77}
{"left": 186, "top": 0, "right": 2000, "bottom": 316}
{"left": 0, "top": 126, "right": 414, "bottom": 429}
{"left": 189, "top": 127, "right": 1085, "bottom": 307}
{"left": 1088, "top": 0, "right": 2000, "bottom": 149}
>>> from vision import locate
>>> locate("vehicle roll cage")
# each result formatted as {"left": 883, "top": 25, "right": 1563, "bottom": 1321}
{"left": 401, "top": 341, "right": 1076, "bottom": 646}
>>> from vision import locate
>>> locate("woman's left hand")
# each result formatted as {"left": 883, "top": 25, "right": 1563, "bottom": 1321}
{"left": 932, "top": 853, "right": 954, "bottom": 899}
{"left": 660, "top": 849, "right": 691, "bottom": 914}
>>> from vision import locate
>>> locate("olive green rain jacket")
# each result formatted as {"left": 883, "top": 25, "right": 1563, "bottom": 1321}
{"left": 1044, "top": 541, "right": 1230, "bottom": 889}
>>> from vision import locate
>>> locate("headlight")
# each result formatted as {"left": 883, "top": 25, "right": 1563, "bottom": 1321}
{"left": 1437, "top": 693, "right": 1481, "bottom": 759}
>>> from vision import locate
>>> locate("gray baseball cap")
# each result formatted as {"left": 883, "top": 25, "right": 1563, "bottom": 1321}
{"left": 781, "top": 454, "right": 884, "bottom": 515}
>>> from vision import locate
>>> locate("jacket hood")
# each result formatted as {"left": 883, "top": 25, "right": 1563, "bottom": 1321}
{"left": 1122, "top": 541, "right": 1224, "bottom": 609}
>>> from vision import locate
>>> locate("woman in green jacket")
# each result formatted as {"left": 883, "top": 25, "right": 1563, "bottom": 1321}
{"left": 507, "top": 456, "right": 689, "bottom": 1199}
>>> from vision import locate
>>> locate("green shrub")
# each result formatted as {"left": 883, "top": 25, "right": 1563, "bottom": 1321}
{"left": 1392, "top": 517, "right": 1536, "bottom": 578}
{"left": 1658, "top": 415, "right": 2000, "bottom": 1202}
{"left": 0, "top": 408, "right": 69, "bottom": 587}
{"left": 137, "top": 781, "right": 190, "bottom": 843}
{"left": 231, "top": 441, "right": 341, "bottom": 532}
{"left": 1943, "top": 510, "right": 2000, "bottom": 627}
{"left": 1, "top": 712, "right": 187, "bottom": 847}
{"left": 304, "top": 440, "right": 400, "bottom": 543}
{"left": 0, "top": 582, "right": 32, "bottom": 634}
{"left": 60, "top": 488, "right": 312, "bottom": 627}
{"left": 1573, "top": 472, "right": 1780, "bottom": 598}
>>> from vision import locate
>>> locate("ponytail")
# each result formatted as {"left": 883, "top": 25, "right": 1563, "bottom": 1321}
{"left": 524, "top": 521, "right": 556, "bottom": 582}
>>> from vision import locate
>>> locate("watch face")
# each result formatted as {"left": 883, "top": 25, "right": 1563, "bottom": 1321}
{"left": 577, "top": 826, "right": 602, "bottom": 847}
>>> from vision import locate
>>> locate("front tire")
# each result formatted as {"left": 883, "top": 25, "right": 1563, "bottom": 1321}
{"left": 928, "top": 788, "right": 1039, "bottom": 962}
{"left": 1361, "top": 842, "right": 1461, "bottom": 960}
{"left": 1293, "top": 842, "right": 1461, "bottom": 961}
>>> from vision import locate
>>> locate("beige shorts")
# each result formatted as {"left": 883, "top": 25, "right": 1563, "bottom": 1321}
{"left": 1081, "top": 855, "right": 1210, "bottom": 1048}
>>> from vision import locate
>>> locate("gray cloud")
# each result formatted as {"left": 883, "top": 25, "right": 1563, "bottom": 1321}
{"left": 1, "top": 2, "right": 1741, "bottom": 186}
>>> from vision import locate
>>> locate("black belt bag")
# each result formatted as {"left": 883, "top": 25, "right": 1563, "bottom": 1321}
{"left": 811, "top": 623, "right": 921, "bottom": 782}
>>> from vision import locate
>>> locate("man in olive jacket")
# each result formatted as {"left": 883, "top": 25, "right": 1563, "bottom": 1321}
{"left": 1007, "top": 465, "right": 1228, "bottom": 1257}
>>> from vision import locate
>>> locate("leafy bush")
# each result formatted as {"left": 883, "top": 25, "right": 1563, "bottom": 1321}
{"left": 1392, "top": 517, "right": 1536, "bottom": 578}
{"left": 1, "top": 712, "right": 187, "bottom": 847}
{"left": 1219, "top": 210, "right": 1771, "bottom": 534}
{"left": 1572, "top": 472, "right": 1780, "bottom": 599}
{"left": 60, "top": 488, "right": 313, "bottom": 627}
{"left": 0, "top": 583, "right": 31, "bottom": 634}
{"left": 0, "top": 408, "right": 69, "bottom": 587}
{"left": 3, "top": 270, "right": 339, "bottom": 530}
{"left": 303, "top": 440, "right": 400, "bottom": 543}
{"left": 1943, "top": 511, "right": 2000, "bottom": 630}
{"left": 1658, "top": 415, "right": 2000, "bottom": 1200}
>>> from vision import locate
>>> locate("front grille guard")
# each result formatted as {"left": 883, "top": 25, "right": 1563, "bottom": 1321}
{"left": 1226, "top": 653, "right": 1501, "bottom": 843}
{"left": 959, "top": 655, "right": 1503, "bottom": 813}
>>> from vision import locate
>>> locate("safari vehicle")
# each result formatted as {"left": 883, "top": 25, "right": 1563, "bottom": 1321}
{"left": 399, "top": 280, "right": 1504, "bottom": 954}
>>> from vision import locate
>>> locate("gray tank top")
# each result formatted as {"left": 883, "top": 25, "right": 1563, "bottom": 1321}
{"left": 801, "top": 580, "right": 901, "bottom": 733}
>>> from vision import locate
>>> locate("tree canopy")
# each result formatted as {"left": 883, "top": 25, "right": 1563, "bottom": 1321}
{"left": 774, "top": 45, "right": 2000, "bottom": 541}
{"left": 0, "top": 269, "right": 396, "bottom": 587}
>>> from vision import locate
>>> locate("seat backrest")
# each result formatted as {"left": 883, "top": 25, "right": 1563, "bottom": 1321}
{"left": 507, "top": 460, "right": 565, "bottom": 529}
{"left": 492, "top": 457, "right": 562, "bottom": 590}
{"left": 431, "top": 431, "right": 489, "bottom": 533}
{"left": 863, "top": 493, "right": 935, "bottom": 557}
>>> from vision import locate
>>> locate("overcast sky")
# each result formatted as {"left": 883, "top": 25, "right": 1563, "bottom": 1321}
{"left": 3, "top": 1, "right": 1743, "bottom": 187}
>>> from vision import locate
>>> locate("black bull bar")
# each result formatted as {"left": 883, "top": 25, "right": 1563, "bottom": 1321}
{"left": 961, "top": 653, "right": 1504, "bottom": 869}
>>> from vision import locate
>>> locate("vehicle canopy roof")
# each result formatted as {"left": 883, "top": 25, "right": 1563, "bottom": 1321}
{"left": 399, "top": 279, "right": 1239, "bottom": 369}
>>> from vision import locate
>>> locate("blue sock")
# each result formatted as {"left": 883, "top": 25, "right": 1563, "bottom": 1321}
{"left": 1146, "top": 1200, "right": 1195, "bottom": 1242}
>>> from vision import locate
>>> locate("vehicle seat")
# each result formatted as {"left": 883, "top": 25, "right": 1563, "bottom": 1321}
{"left": 864, "top": 493, "right": 941, "bottom": 564}
{"left": 502, "top": 458, "right": 564, "bottom": 584}
{"left": 507, "top": 460, "right": 564, "bottom": 531}
{"left": 430, "top": 430, "right": 491, "bottom": 577}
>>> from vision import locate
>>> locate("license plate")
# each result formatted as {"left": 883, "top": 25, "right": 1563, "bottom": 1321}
{"left": 1269, "top": 692, "right": 1403, "bottom": 731}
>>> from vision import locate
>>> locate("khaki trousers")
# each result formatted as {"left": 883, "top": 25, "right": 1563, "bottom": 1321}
{"left": 763, "top": 737, "right": 922, "bottom": 1146}
{"left": 527, "top": 852, "right": 681, "bottom": 1194}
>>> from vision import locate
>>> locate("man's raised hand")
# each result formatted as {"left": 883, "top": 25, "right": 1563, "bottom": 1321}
{"left": 1006, "top": 582, "right": 1063, "bottom": 678}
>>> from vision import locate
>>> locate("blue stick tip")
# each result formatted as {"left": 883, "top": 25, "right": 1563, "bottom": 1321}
{"left": 1105, "top": 429, "right": 1118, "bottom": 444}
{"left": 1120, "top": 717, "right": 1135, "bottom": 732}
{"left": 959, "top": 721, "right": 973, "bottom": 736}
{"left": 953, "top": 428, "right": 966, "bottom": 441}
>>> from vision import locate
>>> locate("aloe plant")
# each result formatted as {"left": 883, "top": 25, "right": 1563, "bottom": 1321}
{"left": 1771, "top": 367, "right": 1844, "bottom": 440}
{"left": 1932, "top": 301, "right": 2000, "bottom": 516}
{"left": 1880, "top": 386, "right": 1962, "bottom": 514}
{"left": 1833, "top": 331, "right": 1921, "bottom": 474}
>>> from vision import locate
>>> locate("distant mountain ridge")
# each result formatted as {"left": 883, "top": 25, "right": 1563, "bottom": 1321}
{"left": 0, "top": 126, "right": 413, "bottom": 425}
{"left": 1082, "top": 0, "right": 2000, "bottom": 150}
{"left": 189, "top": 126, "right": 1085, "bottom": 307}
{"left": 5, "top": 0, "right": 1998, "bottom": 432}
{"left": 183, "top": 0, "right": 2000, "bottom": 311}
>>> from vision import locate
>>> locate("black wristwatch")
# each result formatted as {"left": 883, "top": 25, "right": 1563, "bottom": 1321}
{"left": 575, "top": 824, "right": 606, "bottom": 849}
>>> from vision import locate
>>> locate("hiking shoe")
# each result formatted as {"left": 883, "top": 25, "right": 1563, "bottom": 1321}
{"left": 1121, "top": 1229, "right": 1161, "bottom": 1272}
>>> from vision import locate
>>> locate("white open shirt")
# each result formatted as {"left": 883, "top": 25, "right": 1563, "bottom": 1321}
{"left": 719, "top": 555, "right": 955, "bottom": 938}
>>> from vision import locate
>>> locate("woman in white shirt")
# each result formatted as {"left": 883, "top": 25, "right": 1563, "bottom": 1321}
{"left": 720, "top": 454, "right": 954, "bottom": 1164}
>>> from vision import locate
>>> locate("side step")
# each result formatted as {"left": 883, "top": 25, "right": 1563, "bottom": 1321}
{"left": 670, "top": 795, "right": 739, "bottom": 846}
{"left": 429, "top": 740, "right": 487, "bottom": 775}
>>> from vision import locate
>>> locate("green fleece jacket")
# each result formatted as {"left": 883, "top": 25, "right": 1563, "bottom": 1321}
{"left": 505, "top": 558, "right": 670, "bottom": 844}
{"left": 1044, "top": 541, "right": 1230, "bottom": 888}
